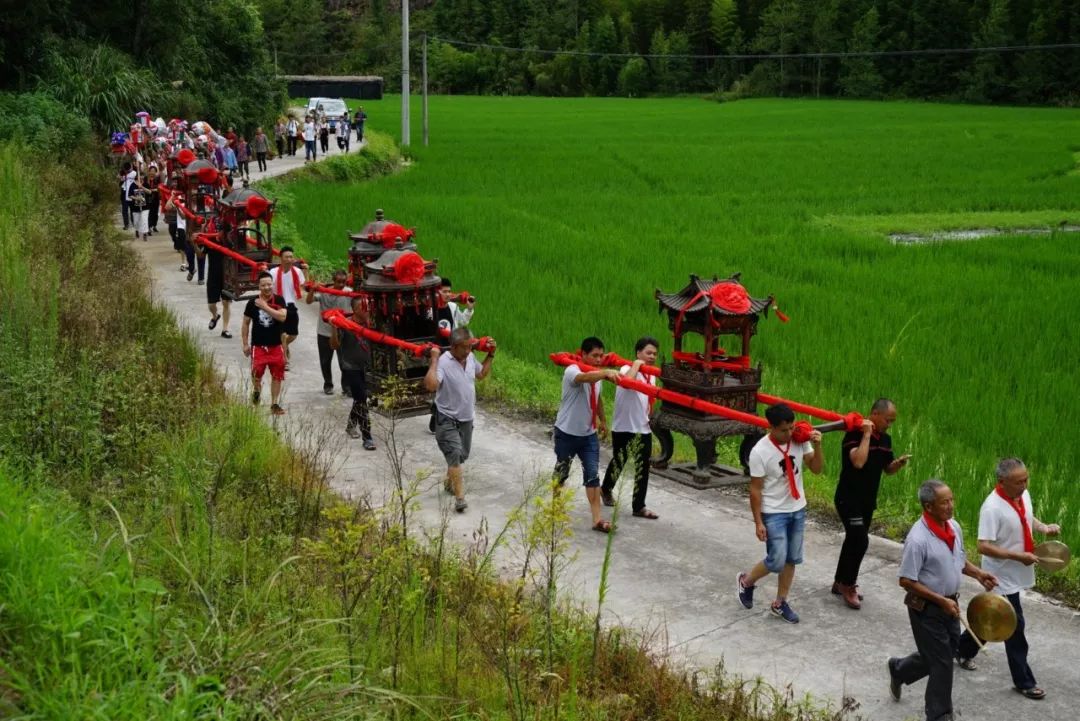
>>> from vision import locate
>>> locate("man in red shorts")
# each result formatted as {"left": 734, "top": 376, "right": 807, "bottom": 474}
{"left": 242, "top": 272, "right": 289, "bottom": 415}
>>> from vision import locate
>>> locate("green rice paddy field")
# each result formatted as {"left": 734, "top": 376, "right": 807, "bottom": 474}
{"left": 288, "top": 96, "right": 1080, "bottom": 568}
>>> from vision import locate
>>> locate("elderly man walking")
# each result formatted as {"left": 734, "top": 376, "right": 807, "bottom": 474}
{"left": 954, "top": 457, "right": 1061, "bottom": 699}
{"left": 424, "top": 327, "right": 496, "bottom": 513}
{"left": 833, "top": 398, "right": 911, "bottom": 609}
{"left": 735, "top": 403, "right": 823, "bottom": 623}
{"left": 888, "top": 479, "right": 997, "bottom": 721}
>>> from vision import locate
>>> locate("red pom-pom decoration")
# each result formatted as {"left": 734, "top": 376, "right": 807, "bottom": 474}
{"left": 176, "top": 148, "right": 196, "bottom": 167}
{"left": 197, "top": 166, "right": 219, "bottom": 185}
{"left": 842, "top": 412, "right": 864, "bottom": 433}
{"left": 390, "top": 251, "right": 426, "bottom": 284}
{"left": 709, "top": 281, "right": 752, "bottom": 314}
{"left": 791, "top": 420, "right": 815, "bottom": 444}
{"left": 246, "top": 195, "right": 269, "bottom": 220}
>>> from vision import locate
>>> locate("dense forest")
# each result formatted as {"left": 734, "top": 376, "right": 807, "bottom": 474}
{"left": 0, "top": 0, "right": 1077, "bottom": 143}
{"left": 261, "top": 0, "right": 1080, "bottom": 104}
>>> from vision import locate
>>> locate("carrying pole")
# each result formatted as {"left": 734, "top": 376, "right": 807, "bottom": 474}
{"left": 422, "top": 32, "right": 429, "bottom": 146}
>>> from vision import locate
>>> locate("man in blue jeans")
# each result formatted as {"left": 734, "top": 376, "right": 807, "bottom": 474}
{"left": 736, "top": 403, "right": 824, "bottom": 623}
{"left": 552, "top": 336, "right": 619, "bottom": 533}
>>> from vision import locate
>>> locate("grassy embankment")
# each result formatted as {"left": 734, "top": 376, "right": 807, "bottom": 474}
{"left": 0, "top": 139, "right": 855, "bottom": 719}
{"left": 282, "top": 96, "right": 1080, "bottom": 598}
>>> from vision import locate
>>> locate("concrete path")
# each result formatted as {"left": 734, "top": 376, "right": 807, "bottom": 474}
{"left": 127, "top": 138, "right": 1080, "bottom": 721}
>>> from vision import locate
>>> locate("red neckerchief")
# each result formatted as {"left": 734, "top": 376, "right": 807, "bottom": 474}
{"left": 922, "top": 512, "right": 956, "bottom": 551}
{"left": 769, "top": 436, "right": 800, "bottom": 500}
{"left": 638, "top": 369, "right": 654, "bottom": 411}
{"left": 588, "top": 380, "right": 599, "bottom": 430}
{"left": 275, "top": 266, "right": 300, "bottom": 299}
{"left": 994, "top": 485, "right": 1034, "bottom": 553}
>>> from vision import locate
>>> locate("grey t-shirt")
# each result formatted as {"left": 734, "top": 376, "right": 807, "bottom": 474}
{"left": 315, "top": 290, "right": 354, "bottom": 336}
{"left": 898, "top": 517, "right": 967, "bottom": 597}
{"left": 434, "top": 351, "right": 481, "bottom": 422}
{"left": 554, "top": 364, "right": 600, "bottom": 437}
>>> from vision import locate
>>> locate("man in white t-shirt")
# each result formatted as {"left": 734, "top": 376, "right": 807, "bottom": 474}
{"left": 424, "top": 327, "right": 495, "bottom": 513}
{"left": 268, "top": 246, "right": 306, "bottom": 363}
{"left": 736, "top": 403, "right": 823, "bottom": 623}
{"left": 955, "top": 457, "right": 1061, "bottom": 699}
{"left": 600, "top": 336, "right": 659, "bottom": 519}
{"left": 303, "top": 116, "right": 317, "bottom": 161}
{"left": 552, "top": 336, "right": 619, "bottom": 533}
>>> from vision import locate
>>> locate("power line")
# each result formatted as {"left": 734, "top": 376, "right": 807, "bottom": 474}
{"left": 428, "top": 37, "right": 1080, "bottom": 61}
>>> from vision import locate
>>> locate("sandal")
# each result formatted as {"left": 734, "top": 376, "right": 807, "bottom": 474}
{"left": 632, "top": 508, "right": 659, "bottom": 519}
{"left": 592, "top": 520, "right": 613, "bottom": 534}
{"left": 220, "top": 331, "right": 233, "bottom": 339}
{"left": 270, "top": 404, "right": 286, "bottom": 416}
{"left": 1015, "top": 686, "right": 1045, "bottom": 700}
{"left": 209, "top": 314, "right": 220, "bottom": 330}
{"left": 956, "top": 657, "right": 977, "bottom": 671}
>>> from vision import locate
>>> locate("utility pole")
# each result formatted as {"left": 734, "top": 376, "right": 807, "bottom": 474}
{"left": 401, "top": 0, "right": 410, "bottom": 146}
{"left": 422, "top": 32, "right": 429, "bottom": 146}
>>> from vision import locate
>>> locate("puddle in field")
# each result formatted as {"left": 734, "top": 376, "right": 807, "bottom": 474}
{"left": 889, "top": 225, "right": 1080, "bottom": 245}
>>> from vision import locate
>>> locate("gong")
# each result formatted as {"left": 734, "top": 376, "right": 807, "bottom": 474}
{"left": 966, "top": 592, "right": 1018, "bottom": 643}
{"left": 1034, "top": 540, "right": 1071, "bottom": 573}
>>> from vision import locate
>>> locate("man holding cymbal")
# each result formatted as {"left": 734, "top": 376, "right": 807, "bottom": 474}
{"left": 955, "top": 457, "right": 1062, "bottom": 700}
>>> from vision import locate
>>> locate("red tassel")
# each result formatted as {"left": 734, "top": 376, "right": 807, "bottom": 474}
{"left": 774, "top": 305, "right": 789, "bottom": 323}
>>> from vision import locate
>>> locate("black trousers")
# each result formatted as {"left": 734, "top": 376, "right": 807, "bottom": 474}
{"left": 895, "top": 604, "right": 960, "bottom": 721}
{"left": 316, "top": 334, "right": 343, "bottom": 389}
{"left": 343, "top": 368, "right": 371, "bottom": 440}
{"left": 147, "top": 192, "right": 159, "bottom": 230}
{"left": 958, "top": 591, "right": 1036, "bottom": 690}
{"left": 275, "top": 137, "right": 284, "bottom": 157}
{"left": 120, "top": 188, "right": 130, "bottom": 227}
{"left": 287, "top": 135, "right": 298, "bottom": 155}
{"left": 601, "top": 431, "right": 652, "bottom": 512}
{"left": 256, "top": 152, "right": 267, "bottom": 172}
{"left": 834, "top": 497, "right": 873, "bottom": 586}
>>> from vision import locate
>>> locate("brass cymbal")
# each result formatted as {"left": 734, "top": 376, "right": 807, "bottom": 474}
{"left": 967, "top": 592, "right": 1017, "bottom": 643}
{"left": 1034, "top": 540, "right": 1071, "bottom": 573}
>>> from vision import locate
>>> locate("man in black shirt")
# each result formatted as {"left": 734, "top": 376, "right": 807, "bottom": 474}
{"left": 203, "top": 245, "right": 232, "bottom": 338}
{"left": 833, "top": 397, "right": 911, "bottom": 609}
{"left": 242, "top": 272, "right": 288, "bottom": 416}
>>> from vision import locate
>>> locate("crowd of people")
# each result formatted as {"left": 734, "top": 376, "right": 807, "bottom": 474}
{"left": 275, "top": 106, "right": 368, "bottom": 164}
{"left": 544, "top": 335, "right": 1061, "bottom": 721}
{"left": 119, "top": 108, "right": 1063, "bottom": 721}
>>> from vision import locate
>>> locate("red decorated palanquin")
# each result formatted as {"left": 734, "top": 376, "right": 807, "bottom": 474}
{"left": 360, "top": 244, "right": 441, "bottom": 416}
{"left": 215, "top": 186, "right": 275, "bottom": 300}
{"left": 651, "top": 274, "right": 775, "bottom": 482}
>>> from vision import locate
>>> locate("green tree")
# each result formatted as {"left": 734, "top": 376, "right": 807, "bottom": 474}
{"left": 710, "top": 0, "right": 738, "bottom": 48}
{"left": 962, "top": 0, "right": 1013, "bottom": 102}
{"left": 617, "top": 56, "right": 652, "bottom": 95}
{"left": 838, "top": 6, "right": 883, "bottom": 98}
{"left": 753, "top": 0, "right": 805, "bottom": 95}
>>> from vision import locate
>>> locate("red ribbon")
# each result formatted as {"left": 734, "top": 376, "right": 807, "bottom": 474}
{"left": 769, "top": 436, "right": 800, "bottom": 500}
{"left": 994, "top": 485, "right": 1034, "bottom": 553}
{"left": 922, "top": 511, "right": 956, "bottom": 551}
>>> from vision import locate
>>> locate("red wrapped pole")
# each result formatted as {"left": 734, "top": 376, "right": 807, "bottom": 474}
{"left": 193, "top": 232, "right": 266, "bottom": 279}
{"left": 304, "top": 282, "right": 366, "bottom": 298}
{"left": 550, "top": 352, "right": 769, "bottom": 431}
{"left": 755, "top": 393, "right": 864, "bottom": 431}
{"left": 323, "top": 309, "right": 433, "bottom": 357}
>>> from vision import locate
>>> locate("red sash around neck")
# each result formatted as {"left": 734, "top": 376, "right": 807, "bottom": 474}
{"left": 588, "top": 381, "right": 599, "bottom": 430}
{"left": 276, "top": 266, "right": 300, "bottom": 299}
{"left": 922, "top": 511, "right": 956, "bottom": 551}
{"left": 994, "top": 484, "right": 1034, "bottom": 553}
{"left": 769, "top": 436, "right": 800, "bottom": 500}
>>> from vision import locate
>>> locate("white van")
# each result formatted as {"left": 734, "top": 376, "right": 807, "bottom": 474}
{"left": 306, "top": 97, "right": 349, "bottom": 133}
